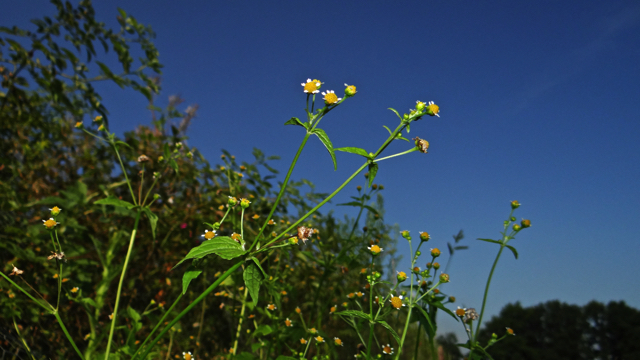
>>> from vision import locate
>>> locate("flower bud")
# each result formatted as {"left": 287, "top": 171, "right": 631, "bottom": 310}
{"left": 228, "top": 196, "right": 238, "bottom": 206}
{"left": 415, "top": 101, "right": 426, "bottom": 111}
{"left": 401, "top": 230, "right": 411, "bottom": 241}
{"left": 153, "top": 194, "right": 160, "bottom": 200}
{"left": 433, "top": 262, "right": 440, "bottom": 270}
{"left": 415, "top": 251, "right": 421, "bottom": 256}
{"left": 98, "top": 124, "right": 106, "bottom": 132}
{"left": 419, "top": 231, "right": 430, "bottom": 242}
{"left": 510, "top": 216, "right": 517, "bottom": 222}
{"left": 288, "top": 237, "right": 299, "bottom": 245}
{"left": 372, "top": 184, "right": 378, "bottom": 190}
{"left": 50, "top": 206, "right": 61, "bottom": 217}
{"left": 511, "top": 200, "right": 520, "bottom": 209}
{"left": 357, "top": 185, "right": 362, "bottom": 191}
{"left": 344, "top": 84, "right": 357, "bottom": 97}
{"left": 521, "top": 219, "right": 531, "bottom": 228}
{"left": 430, "top": 248, "right": 441, "bottom": 257}
{"left": 449, "top": 296, "right": 456, "bottom": 302}
{"left": 396, "top": 271, "right": 407, "bottom": 282}
{"left": 439, "top": 273, "right": 450, "bottom": 283}
{"left": 240, "top": 198, "right": 251, "bottom": 209}
{"left": 513, "top": 224, "right": 521, "bottom": 231}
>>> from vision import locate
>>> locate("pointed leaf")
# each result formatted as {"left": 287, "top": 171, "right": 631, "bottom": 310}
{"left": 95, "top": 196, "right": 135, "bottom": 210}
{"left": 115, "top": 140, "right": 132, "bottom": 149}
{"left": 454, "top": 245, "right": 469, "bottom": 250}
{"left": 477, "top": 238, "right": 502, "bottom": 245}
{"left": 142, "top": 207, "right": 158, "bottom": 239}
{"left": 173, "top": 236, "right": 246, "bottom": 268}
{"left": 335, "top": 310, "right": 371, "bottom": 321}
{"left": 244, "top": 261, "right": 263, "bottom": 305}
{"left": 447, "top": 243, "right": 454, "bottom": 255}
{"left": 311, "top": 128, "right": 337, "bottom": 170}
{"left": 377, "top": 320, "right": 400, "bottom": 344}
{"left": 250, "top": 257, "right": 268, "bottom": 278}
{"left": 337, "top": 201, "right": 364, "bottom": 208}
{"left": 169, "top": 159, "right": 179, "bottom": 174}
{"left": 383, "top": 125, "right": 393, "bottom": 135}
{"left": 182, "top": 263, "right": 203, "bottom": 294}
{"left": 505, "top": 245, "right": 519, "bottom": 259}
{"left": 334, "top": 147, "right": 369, "bottom": 157}
{"left": 388, "top": 108, "right": 402, "bottom": 120}
{"left": 367, "top": 162, "right": 378, "bottom": 188}
{"left": 432, "top": 301, "right": 459, "bottom": 320}
{"left": 412, "top": 305, "right": 436, "bottom": 336}
{"left": 284, "top": 117, "right": 306, "bottom": 128}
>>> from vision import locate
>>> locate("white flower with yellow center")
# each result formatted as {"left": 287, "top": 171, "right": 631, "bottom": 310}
{"left": 302, "top": 78, "right": 322, "bottom": 94}
{"left": 201, "top": 229, "right": 217, "bottom": 240}
{"left": 322, "top": 90, "right": 341, "bottom": 105}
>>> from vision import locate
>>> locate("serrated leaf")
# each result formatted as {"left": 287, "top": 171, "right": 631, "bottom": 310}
{"left": 311, "top": 128, "right": 337, "bottom": 170}
{"left": 506, "top": 245, "right": 518, "bottom": 259}
{"left": 95, "top": 196, "right": 135, "bottom": 209}
{"left": 334, "top": 147, "right": 369, "bottom": 157}
{"left": 335, "top": 310, "right": 371, "bottom": 321}
{"left": 142, "top": 207, "right": 158, "bottom": 239}
{"left": 377, "top": 320, "right": 400, "bottom": 344}
{"left": 182, "top": 263, "right": 202, "bottom": 295}
{"left": 367, "top": 163, "right": 378, "bottom": 188}
{"left": 284, "top": 117, "right": 305, "bottom": 128}
{"left": 244, "top": 262, "right": 263, "bottom": 306}
{"left": 172, "top": 236, "right": 246, "bottom": 269}
{"left": 477, "top": 238, "right": 502, "bottom": 245}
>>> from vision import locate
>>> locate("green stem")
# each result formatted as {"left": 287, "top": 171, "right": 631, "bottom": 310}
{"left": 0, "top": 272, "right": 51, "bottom": 311}
{"left": 249, "top": 132, "right": 311, "bottom": 252}
{"left": 373, "top": 148, "right": 418, "bottom": 163}
{"left": 395, "top": 239, "right": 414, "bottom": 360}
{"left": 366, "top": 255, "right": 375, "bottom": 358}
{"left": 104, "top": 210, "right": 142, "bottom": 360}
{"left": 135, "top": 261, "right": 243, "bottom": 360}
{"left": 54, "top": 311, "right": 86, "bottom": 360}
{"left": 13, "top": 317, "right": 36, "bottom": 360}
{"left": 232, "top": 286, "right": 249, "bottom": 355}
{"left": 413, "top": 322, "right": 422, "bottom": 360}
{"left": 133, "top": 292, "right": 184, "bottom": 360}
{"left": 111, "top": 139, "right": 138, "bottom": 206}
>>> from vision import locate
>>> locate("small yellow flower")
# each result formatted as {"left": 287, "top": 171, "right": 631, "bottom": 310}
{"left": 50, "top": 206, "right": 62, "bottom": 216}
{"left": 62, "top": 278, "right": 69, "bottom": 283}
{"left": 300, "top": 338, "right": 307, "bottom": 344}
{"left": 228, "top": 196, "right": 238, "bottom": 206}
{"left": 430, "top": 248, "right": 441, "bottom": 257}
{"left": 367, "top": 244, "right": 383, "bottom": 255}
{"left": 281, "top": 290, "right": 287, "bottom": 295}
{"left": 302, "top": 78, "right": 322, "bottom": 94}
{"left": 266, "top": 304, "right": 277, "bottom": 311}
{"left": 344, "top": 83, "right": 357, "bottom": 97}
{"left": 329, "top": 304, "right": 337, "bottom": 314}
{"left": 252, "top": 214, "right": 260, "bottom": 220}
{"left": 315, "top": 336, "right": 325, "bottom": 343}
{"left": 360, "top": 268, "right": 367, "bottom": 274}
{"left": 218, "top": 205, "right": 225, "bottom": 210}
{"left": 355, "top": 291, "right": 364, "bottom": 298}
{"left": 268, "top": 219, "right": 276, "bottom": 225}
{"left": 419, "top": 231, "right": 430, "bottom": 241}
{"left": 321, "top": 90, "right": 341, "bottom": 105}
{"left": 389, "top": 294, "right": 405, "bottom": 310}
{"left": 74, "top": 122, "right": 84, "bottom": 129}
{"left": 334, "top": 337, "right": 343, "bottom": 346}
{"left": 506, "top": 327, "right": 515, "bottom": 335}
{"left": 183, "top": 351, "right": 193, "bottom": 360}
{"left": 98, "top": 124, "right": 106, "bottom": 132}
{"left": 347, "top": 293, "right": 355, "bottom": 299}
{"left": 342, "top": 302, "right": 348, "bottom": 307}
{"left": 42, "top": 218, "right": 58, "bottom": 229}
{"left": 309, "top": 328, "right": 317, "bottom": 334}
{"left": 521, "top": 219, "right": 531, "bottom": 228}
{"left": 295, "top": 306, "right": 302, "bottom": 314}
{"left": 397, "top": 271, "right": 407, "bottom": 282}
{"left": 53, "top": 273, "right": 59, "bottom": 279}
{"left": 202, "top": 229, "right": 217, "bottom": 240}
{"left": 71, "top": 287, "right": 79, "bottom": 293}
{"left": 455, "top": 307, "right": 466, "bottom": 317}
{"left": 84, "top": 333, "right": 91, "bottom": 341}
{"left": 426, "top": 101, "right": 440, "bottom": 117}
{"left": 382, "top": 344, "right": 394, "bottom": 355}
{"left": 285, "top": 318, "right": 293, "bottom": 327}
{"left": 511, "top": 200, "right": 520, "bottom": 209}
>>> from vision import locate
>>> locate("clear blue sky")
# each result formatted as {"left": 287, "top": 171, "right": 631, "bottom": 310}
{"left": 5, "top": 0, "right": 640, "bottom": 342}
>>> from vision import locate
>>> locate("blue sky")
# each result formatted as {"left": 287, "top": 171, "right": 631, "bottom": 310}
{"left": 4, "top": 0, "right": 640, "bottom": 342}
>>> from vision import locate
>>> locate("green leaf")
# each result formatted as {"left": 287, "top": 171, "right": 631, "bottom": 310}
{"left": 181, "top": 263, "right": 202, "bottom": 295}
{"left": 142, "top": 207, "right": 158, "bottom": 239}
{"left": 253, "top": 325, "right": 273, "bottom": 337}
{"left": 383, "top": 125, "right": 393, "bottom": 135}
{"left": 172, "top": 236, "right": 246, "bottom": 269}
{"left": 432, "top": 301, "right": 459, "bottom": 321}
{"left": 506, "top": 245, "right": 519, "bottom": 259}
{"left": 367, "top": 162, "right": 378, "bottom": 188}
{"left": 334, "top": 147, "right": 369, "bottom": 158}
{"left": 95, "top": 196, "right": 135, "bottom": 210}
{"left": 477, "top": 238, "right": 502, "bottom": 245}
{"left": 412, "top": 305, "right": 437, "bottom": 337}
{"left": 388, "top": 107, "right": 402, "bottom": 120}
{"left": 126, "top": 306, "right": 142, "bottom": 331}
{"left": 337, "top": 201, "right": 364, "bottom": 208}
{"left": 169, "top": 159, "right": 179, "bottom": 174}
{"left": 311, "top": 128, "right": 337, "bottom": 170}
{"left": 335, "top": 310, "right": 371, "bottom": 321}
{"left": 244, "top": 262, "right": 263, "bottom": 305}
{"left": 250, "top": 257, "right": 268, "bottom": 278}
{"left": 115, "top": 140, "right": 131, "bottom": 149}
{"left": 284, "top": 117, "right": 306, "bottom": 128}
{"left": 80, "top": 298, "right": 97, "bottom": 308}
{"left": 377, "top": 320, "right": 401, "bottom": 344}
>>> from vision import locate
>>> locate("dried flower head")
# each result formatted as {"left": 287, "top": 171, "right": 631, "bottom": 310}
{"left": 137, "top": 154, "right": 149, "bottom": 163}
{"left": 413, "top": 137, "right": 430, "bottom": 153}
{"left": 297, "top": 226, "right": 316, "bottom": 244}
{"left": 464, "top": 308, "right": 479, "bottom": 323}
{"left": 47, "top": 251, "right": 67, "bottom": 262}
{"left": 9, "top": 265, "right": 23, "bottom": 276}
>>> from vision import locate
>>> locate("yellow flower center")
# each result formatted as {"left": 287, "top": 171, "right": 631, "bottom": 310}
{"left": 330, "top": 306, "right": 336, "bottom": 313}
{"left": 383, "top": 345, "right": 392, "bottom": 354}
{"left": 335, "top": 338, "right": 343, "bottom": 346}
{"left": 204, "top": 231, "right": 215, "bottom": 240}
{"left": 346, "top": 85, "right": 356, "bottom": 94}
{"left": 455, "top": 308, "right": 466, "bottom": 317}
{"left": 427, "top": 103, "right": 439, "bottom": 115}
{"left": 44, "top": 219, "right": 57, "bottom": 229}
{"left": 391, "top": 296, "right": 403, "bottom": 309}
{"left": 300, "top": 338, "right": 307, "bottom": 344}
{"left": 315, "top": 336, "right": 324, "bottom": 343}
{"left": 52, "top": 206, "right": 60, "bottom": 213}
{"left": 285, "top": 319, "right": 292, "bottom": 327}
{"left": 304, "top": 81, "right": 318, "bottom": 93}
{"left": 324, "top": 92, "right": 338, "bottom": 104}
{"left": 184, "top": 353, "right": 192, "bottom": 360}
{"left": 370, "top": 245, "right": 381, "bottom": 254}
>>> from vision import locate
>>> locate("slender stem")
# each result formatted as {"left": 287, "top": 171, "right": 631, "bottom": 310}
{"left": 112, "top": 140, "right": 138, "bottom": 206}
{"left": 54, "top": 311, "right": 86, "bottom": 360}
{"left": 135, "top": 261, "right": 243, "bottom": 360}
{"left": 0, "top": 272, "right": 51, "bottom": 311}
{"left": 104, "top": 210, "right": 142, "bottom": 360}
{"left": 194, "top": 282, "right": 207, "bottom": 358}
{"left": 138, "top": 166, "right": 144, "bottom": 205}
{"left": 133, "top": 293, "right": 184, "bottom": 360}
{"left": 413, "top": 322, "right": 422, "bottom": 360}
{"left": 373, "top": 148, "right": 418, "bottom": 163}
{"left": 232, "top": 287, "right": 250, "bottom": 355}
{"left": 250, "top": 133, "right": 311, "bottom": 251}
{"left": 164, "top": 330, "right": 174, "bottom": 360}
{"left": 473, "top": 245, "right": 504, "bottom": 339}
{"left": 13, "top": 317, "right": 36, "bottom": 360}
